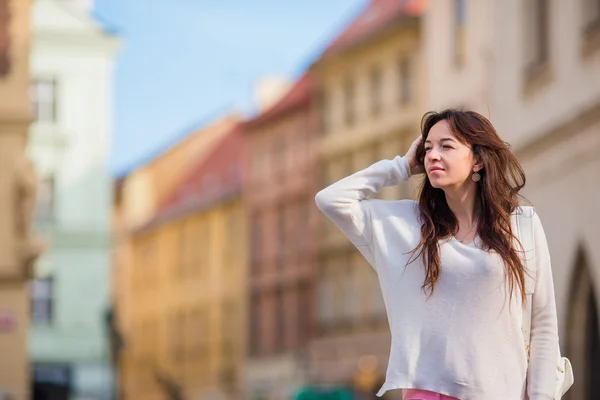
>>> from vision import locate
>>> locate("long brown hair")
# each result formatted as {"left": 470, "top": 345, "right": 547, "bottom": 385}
{"left": 410, "top": 109, "right": 528, "bottom": 303}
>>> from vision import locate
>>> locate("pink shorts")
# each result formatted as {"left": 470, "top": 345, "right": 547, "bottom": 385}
{"left": 403, "top": 389, "right": 459, "bottom": 400}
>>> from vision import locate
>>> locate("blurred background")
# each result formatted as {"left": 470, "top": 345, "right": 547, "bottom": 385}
{"left": 0, "top": 0, "right": 598, "bottom": 399}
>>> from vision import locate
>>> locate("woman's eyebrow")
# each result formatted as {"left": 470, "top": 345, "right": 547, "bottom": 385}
{"left": 425, "top": 137, "right": 456, "bottom": 144}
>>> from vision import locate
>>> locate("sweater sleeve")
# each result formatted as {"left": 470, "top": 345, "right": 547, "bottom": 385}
{"left": 527, "top": 212, "right": 560, "bottom": 400}
{"left": 314, "top": 155, "right": 412, "bottom": 269}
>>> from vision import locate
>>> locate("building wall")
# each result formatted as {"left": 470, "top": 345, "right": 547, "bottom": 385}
{"left": 490, "top": 1, "right": 600, "bottom": 398}
{"left": 116, "top": 125, "right": 246, "bottom": 400}
{"left": 120, "top": 197, "right": 246, "bottom": 400}
{"left": 491, "top": 0, "right": 600, "bottom": 150}
{"left": 425, "top": 1, "right": 600, "bottom": 397}
{"left": 310, "top": 20, "right": 423, "bottom": 392}
{"left": 421, "top": 0, "right": 493, "bottom": 112}
{"left": 243, "top": 82, "right": 318, "bottom": 399}
{"left": 27, "top": 1, "right": 119, "bottom": 398}
{"left": 0, "top": 0, "right": 40, "bottom": 398}
{"left": 114, "top": 116, "right": 240, "bottom": 397}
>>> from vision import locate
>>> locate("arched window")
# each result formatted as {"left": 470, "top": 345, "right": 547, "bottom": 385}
{"left": 566, "top": 247, "right": 600, "bottom": 400}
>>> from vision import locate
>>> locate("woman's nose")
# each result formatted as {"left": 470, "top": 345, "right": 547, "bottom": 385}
{"left": 426, "top": 148, "right": 441, "bottom": 162}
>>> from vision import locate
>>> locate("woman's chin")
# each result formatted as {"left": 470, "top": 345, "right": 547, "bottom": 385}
{"left": 429, "top": 178, "right": 446, "bottom": 189}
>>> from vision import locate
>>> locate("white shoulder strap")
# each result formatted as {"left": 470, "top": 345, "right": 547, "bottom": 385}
{"left": 513, "top": 206, "right": 536, "bottom": 360}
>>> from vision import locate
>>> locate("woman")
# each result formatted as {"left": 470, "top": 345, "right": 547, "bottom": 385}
{"left": 314, "top": 110, "right": 560, "bottom": 400}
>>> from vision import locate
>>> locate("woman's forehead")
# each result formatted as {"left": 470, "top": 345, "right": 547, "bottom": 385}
{"left": 426, "top": 120, "right": 456, "bottom": 141}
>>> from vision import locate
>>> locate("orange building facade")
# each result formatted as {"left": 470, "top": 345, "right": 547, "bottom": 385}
{"left": 112, "top": 116, "right": 243, "bottom": 399}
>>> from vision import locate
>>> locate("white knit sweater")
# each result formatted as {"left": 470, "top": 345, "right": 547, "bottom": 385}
{"left": 314, "top": 156, "right": 559, "bottom": 400}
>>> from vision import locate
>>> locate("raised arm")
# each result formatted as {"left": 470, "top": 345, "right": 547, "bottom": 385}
{"left": 314, "top": 155, "right": 411, "bottom": 266}
{"left": 527, "top": 212, "right": 560, "bottom": 400}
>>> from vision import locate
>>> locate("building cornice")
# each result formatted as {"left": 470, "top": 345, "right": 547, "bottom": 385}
{"left": 35, "top": 225, "right": 112, "bottom": 250}
{"left": 33, "top": 31, "right": 120, "bottom": 55}
{"left": 515, "top": 96, "right": 600, "bottom": 160}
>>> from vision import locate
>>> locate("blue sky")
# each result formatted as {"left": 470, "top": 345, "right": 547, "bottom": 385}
{"left": 93, "top": 0, "right": 367, "bottom": 177}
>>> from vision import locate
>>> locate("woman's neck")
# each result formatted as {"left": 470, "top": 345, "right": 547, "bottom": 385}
{"left": 444, "top": 182, "right": 478, "bottom": 226}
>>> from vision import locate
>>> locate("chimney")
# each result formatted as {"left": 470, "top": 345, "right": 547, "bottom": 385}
{"left": 254, "top": 77, "right": 292, "bottom": 112}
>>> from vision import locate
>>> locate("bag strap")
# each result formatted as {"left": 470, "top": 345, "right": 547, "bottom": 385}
{"left": 514, "top": 206, "right": 536, "bottom": 360}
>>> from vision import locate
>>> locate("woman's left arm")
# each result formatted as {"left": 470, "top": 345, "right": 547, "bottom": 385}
{"left": 527, "top": 212, "right": 560, "bottom": 400}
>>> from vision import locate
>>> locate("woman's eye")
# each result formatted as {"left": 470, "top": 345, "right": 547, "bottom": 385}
{"left": 443, "top": 145, "right": 453, "bottom": 149}
{"left": 424, "top": 147, "right": 431, "bottom": 152}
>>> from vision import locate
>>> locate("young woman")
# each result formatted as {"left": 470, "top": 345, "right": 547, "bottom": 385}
{"left": 314, "top": 110, "right": 560, "bottom": 400}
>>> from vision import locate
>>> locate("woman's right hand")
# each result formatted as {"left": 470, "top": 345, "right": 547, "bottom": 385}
{"left": 404, "top": 135, "right": 425, "bottom": 175}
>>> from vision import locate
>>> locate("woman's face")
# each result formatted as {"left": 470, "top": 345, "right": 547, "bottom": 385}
{"left": 423, "top": 119, "right": 480, "bottom": 190}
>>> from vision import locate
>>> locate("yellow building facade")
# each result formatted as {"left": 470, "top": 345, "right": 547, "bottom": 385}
{"left": 309, "top": 0, "right": 426, "bottom": 390}
{"left": 113, "top": 122, "right": 246, "bottom": 400}
{"left": 0, "top": 0, "right": 43, "bottom": 398}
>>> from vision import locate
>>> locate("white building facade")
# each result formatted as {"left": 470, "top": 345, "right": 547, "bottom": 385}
{"left": 423, "top": 1, "right": 600, "bottom": 399}
{"left": 28, "top": 0, "right": 119, "bottom": 399}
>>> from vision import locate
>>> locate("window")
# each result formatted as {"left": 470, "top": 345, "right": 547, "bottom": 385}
{"left": 524, "top": 0, "right": 549, "bottom": 71}
{"left": 398, "top": 57, "right": 412, "bottom": 104}
{"left": 140, "top": 236, "right": 157, "bottom": 284}
{"left": 31, "top": 79, "right": 58, "bottom": 122}
{"left": 252, "top": 148, "right": 263, "bottom": 186}
{"left": 273, "top": 138, "right": 286, "bottom": 181}
{"left": 370, "top": 66, "right": 383, "bottom": 116}
{"left": 199, "top": 219, "right": 211, "bottom": 278}
{"left": 583, "top": 0, "right": 600, "bottom": 33}
{"left": 346, "top": 258, "right": 360, "bottom": 322}
{"left": 170, "top": 311, "right": 185, "bottom": 361}
{"left": 318, "top": 89, "right": 330, "bottom": 135}
{"left": 343, "top": 76, "right": 355, "bottom": 127}
{"left": 188, "top": 307, "right": 210, "bottom": 359}
{"left": 31, "top": 277, "right": 54, "bottom": 325}
{"left": 223, "top": 210, "right": 237, "bottom": 266}
{"left": 188, "top": 309, "right": 201, "bottom": 357}
{"left": 250, "top": 296, "right": 261, "bottom": 356}
{"left": 185, "top": 223, "right": 199, "bottom": 277}
{"left": 36, "top": 176, "right": 55, "bottom": 223}
{"left": 296, "top": 200, "right": 309, "bottom": 262}
{"left": 222, "top": 300, "right": 236, "bottom": 357}
{"left": 178, "top": 226, "right": 187, "bottom": 278}
{"left": 453, "top": 0, "right": 467, "bottom": 67}
{"left": 275, "top": 290, "right": 285, "bottom": 352}
{"left": 276, "top": 206, "right": 285, "bottom": 269}
{"left": 251, "top": 214, "right": 262, "bottom": 274}
{"left": 318, "top": 265, "right": 335, "bottom": 330}
{"left": 297, "top": 283, "right": 311, "bottom": 344}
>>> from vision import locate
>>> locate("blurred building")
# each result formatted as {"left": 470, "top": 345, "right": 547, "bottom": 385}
{"left": 308, "top": 0, "right": 425, "bottom": 395}
{"left": 424, "top": 0, "right": 600, "bottom": 398}
{"left": 489, "top": 1, "right": 600, "bottom": 399}
{"left": 112, "top": 115, "right": 242, "bottom": 400}
{"left": 0, "top": 0, "right": 44, "bottom": 398}
{"left": 129, "top": 126, "right": 246, "bottom": 400}
{"left": 241, "top": 75, "right": 318, "bottom": 399}
{"left": 420, "top": 0, "right": 491, "bottom": 113}
{"left": 26, "top": 0, "right": 119, "bottom": 398}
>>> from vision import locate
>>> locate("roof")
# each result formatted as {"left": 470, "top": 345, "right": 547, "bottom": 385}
{"left": 320, "top": 0, "right": 427, "bottom": 60}
{"left": 243, "top": 73, "right": 313, "bottom": 130}
{"left": 112, "top": 108, "right": 238, "bottom": 179}
{"left": 135, "top": 125, "right": 243, "bottom": 233}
